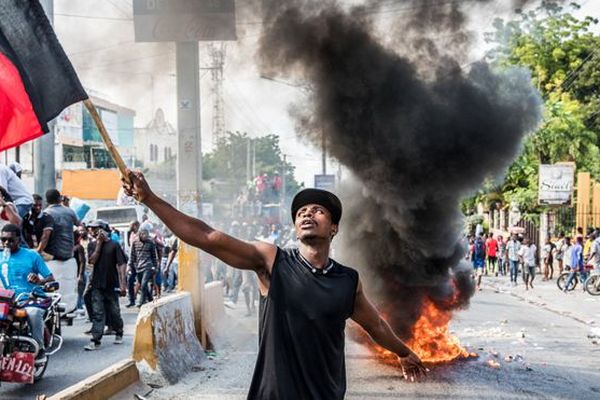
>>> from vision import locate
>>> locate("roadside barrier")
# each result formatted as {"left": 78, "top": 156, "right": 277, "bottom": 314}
{"left": 46, "top": 359, "right": 138, "bottom": 400}
{"left": 133, "top": 292, "right": 205, "bottom": 386}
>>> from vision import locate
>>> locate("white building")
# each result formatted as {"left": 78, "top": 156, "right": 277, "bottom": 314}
{"left": 134, "top": 109, "right": 177, "bottom": 167}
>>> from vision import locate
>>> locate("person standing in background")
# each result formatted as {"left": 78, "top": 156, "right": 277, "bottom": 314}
{"left": 0, "top": 163, "right": 32, "bottom": 217}
{"left": 486, "top": 233, "right": 498, "bottom": 277}
{"left": 506, "top": 234, "right": 521, "bottom": 286}
{"left": 44, "top": 189, "right": 80, "bottom": 312}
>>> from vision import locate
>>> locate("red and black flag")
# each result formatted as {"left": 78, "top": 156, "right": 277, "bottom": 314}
{"left": 0, "top": 0, "right": 88, "bottom": 151}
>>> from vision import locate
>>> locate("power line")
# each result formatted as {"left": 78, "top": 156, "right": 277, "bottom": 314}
{"left": 106, "top": 0, "right": 131, "bottom": 18}
{"left": 55, "top": 13, "right": 132, "bottom": 21}
{"left": 560, "top": 46, "right": 599, "bottom": 93}
{"left": 76, "top": 52, "right": 174, "bottom": 71}
{"left": 105, "top": 0, "right": 130, "bottom": 18}
{"left": 66, "top": 41, "right": 136, "bottom": 57}
{"left": 229, "top": 80, "right": 274, "bottom": 134}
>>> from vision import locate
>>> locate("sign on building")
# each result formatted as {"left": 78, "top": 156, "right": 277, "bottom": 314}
{"left": 56, "top": 103, "right": 83, "bottom": 147}
{"left": 538, "top": 163, "right": 575, "bottom": 205}
{"left": 133, "top": 0, "right": 236, "bottom": 42}
{"left": 314, "top": 174, "right": 336, "bottom": 191}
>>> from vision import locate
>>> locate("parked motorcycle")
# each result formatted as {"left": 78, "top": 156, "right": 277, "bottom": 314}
{"left": 0, "top": 281, "right": 63, "bottom": 384}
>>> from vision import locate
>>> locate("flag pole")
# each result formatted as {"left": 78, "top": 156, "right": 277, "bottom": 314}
{"left": 82, "top": 99, "right": 131, "bottom": 185}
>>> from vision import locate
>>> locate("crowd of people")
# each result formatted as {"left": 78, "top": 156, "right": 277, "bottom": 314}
{"left": 0, "top": 162, "right": 180, "bottom": 354}
{"left": 467, "top": 227, "right": 600, "bottom": 292}
{"left": 233, "top": 172, "right": 284, "bottom": 220}
{"left": 202, "top": 219, "right": 296, "bottom": 316}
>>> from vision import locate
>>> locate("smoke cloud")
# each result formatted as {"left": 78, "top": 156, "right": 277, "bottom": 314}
{"left": 258, "top": 0, "right": 544, "bottom": 339}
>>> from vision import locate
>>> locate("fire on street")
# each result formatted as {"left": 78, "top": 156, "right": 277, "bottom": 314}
{"left": 145, "top": 277, "right": 600, "bottom": 400}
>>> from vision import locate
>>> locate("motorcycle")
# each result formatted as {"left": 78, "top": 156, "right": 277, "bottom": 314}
{"left": 0, "top": 281, "right": 64, "bottom": 384}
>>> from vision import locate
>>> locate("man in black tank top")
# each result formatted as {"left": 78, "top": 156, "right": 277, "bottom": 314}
{"left": 123, "top": 171, "right": 427, "bottom": 400}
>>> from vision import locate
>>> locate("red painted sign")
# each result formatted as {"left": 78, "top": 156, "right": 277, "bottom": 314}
{"left": 0, "top": 352, "right": 35, "bottom": 384}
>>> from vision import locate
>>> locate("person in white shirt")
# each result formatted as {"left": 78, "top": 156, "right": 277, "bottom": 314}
{"left": 518, "top": 238, "right": 537, "bottom": 290}
{"left": 563, "top": 237, "right": 573, "bottom": 271}
{"left": 0, "top": 164, "right": 32, "bottom": 217}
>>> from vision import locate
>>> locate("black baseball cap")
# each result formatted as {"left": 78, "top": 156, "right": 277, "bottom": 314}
{"left": 88, "top": 219, "right": 110, "bottom": 232}
{"left": 291, "top": 188, "right": 342, "bottom": 225}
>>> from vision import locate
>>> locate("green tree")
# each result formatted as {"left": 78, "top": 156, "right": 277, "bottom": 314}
{"left": 203, "top": 131, "right": 301, "bottom": 202}
{"left": 485, "top": 1, "right": 600, "bottom": 132}
{"left": 464, "top": 2, "right": 600, "bottom": 215}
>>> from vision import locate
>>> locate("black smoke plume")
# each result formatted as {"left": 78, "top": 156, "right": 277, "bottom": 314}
{"left": 258, "top": 0, "right": 542, "bottom": 339}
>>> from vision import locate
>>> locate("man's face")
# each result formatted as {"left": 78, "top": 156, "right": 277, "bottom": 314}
{"left": 294, "top": 203, "right": 337, "bottom": 242}
{"left": 91, "top": 227, "right": 102, "bottom": 239}
{"left": 78, "top": 227, "right": 88, "bottom": 239}
{"left": 139, "top": 230, "right": 149, "bottom": 241}
{"left": 32, "top": 199, "right": 43, "bottom": 215}
{"left": 1, "top": 232, "right": 19, "bottom": 252}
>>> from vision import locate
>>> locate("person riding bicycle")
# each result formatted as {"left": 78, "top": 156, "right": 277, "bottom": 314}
{"left": 564, "top": 236, "right": 585, "bottom": 292}
{"left": 587, "top": 232, "right": 600, "bottom": 270}
{"left": 0, "top": 224, "right": 55, "bottom": 358}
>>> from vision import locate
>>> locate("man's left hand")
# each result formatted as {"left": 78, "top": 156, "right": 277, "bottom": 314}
{"left": 398, "top": 352, "right": 428, "bottom": 382}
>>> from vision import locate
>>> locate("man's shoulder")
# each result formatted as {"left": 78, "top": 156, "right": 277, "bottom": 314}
{"left": 39, "top": 211, "right": 54, "bottom": 222}
{"left": 331, "top": 259, "right": 359, "bottom": 278}
{"left": 16, "top": 247, "right": 42, "bottom": 260}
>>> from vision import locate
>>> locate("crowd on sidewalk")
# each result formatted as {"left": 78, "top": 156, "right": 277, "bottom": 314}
{"left": 467, "top": 227, "right": 600, "bottom": 293}
{"left": 0, "top": 162, "right": 182, "bottom": 353}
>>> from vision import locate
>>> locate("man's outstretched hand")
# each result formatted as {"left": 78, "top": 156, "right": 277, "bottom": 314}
{"left": 122, "top": 169, "right": 154, "bottom": 203}
{"left": 398, "top": 352, "right": 428, "bottom": 382}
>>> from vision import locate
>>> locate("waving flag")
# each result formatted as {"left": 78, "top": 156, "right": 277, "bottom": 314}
{"left": 0, "top": 0, "right": 88, "bottom": 151}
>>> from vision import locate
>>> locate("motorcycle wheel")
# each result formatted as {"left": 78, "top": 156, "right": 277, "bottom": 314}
{"left": 33, "top": 356, "right": 48, "bottom": 382}
{"left": 585, "top": 275, "right": 600, "bottom": 296}
{"left": 557, "top": 272, "right": 577, "bottom": 291}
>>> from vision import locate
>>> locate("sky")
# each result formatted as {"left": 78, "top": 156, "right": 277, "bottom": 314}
{"left": 53, "top": 0, "right": 600, "bottom": 186}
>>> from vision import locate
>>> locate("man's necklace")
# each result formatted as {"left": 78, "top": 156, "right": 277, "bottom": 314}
{"left": 297, "top": 251, "right": 334, "bottom": 275}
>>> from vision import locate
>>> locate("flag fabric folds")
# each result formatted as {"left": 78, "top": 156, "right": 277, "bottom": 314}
{"left": 0, "top": 0, "right": 88, "bottom": 151}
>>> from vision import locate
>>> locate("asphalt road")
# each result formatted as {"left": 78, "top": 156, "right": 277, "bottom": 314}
{"left": 145, "top": 278, "right": 600, "bottom": 400}
{"left": 0, "top": 298, "right": 139, "bottom": 400}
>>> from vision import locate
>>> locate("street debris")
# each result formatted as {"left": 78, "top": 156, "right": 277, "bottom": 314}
{"left": 487, "top": 359, "right": 501, "bottom": 369}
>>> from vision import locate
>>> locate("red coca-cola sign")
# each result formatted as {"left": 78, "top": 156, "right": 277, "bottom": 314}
{"left": 0, "top": 351, "right": 35, "bottom": 384}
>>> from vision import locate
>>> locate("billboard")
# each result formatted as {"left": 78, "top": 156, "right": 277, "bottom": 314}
{"left": 314, "top": 174, "right": 336, "bottom": 191}
{"left": 538, "top": 163, "right": 575, "bottom": 205}
{"left": 133, "top": 0, "right": 236, "bottom": 42}
{"left": 56, "top": 103, "right": 83, "bottom": 147}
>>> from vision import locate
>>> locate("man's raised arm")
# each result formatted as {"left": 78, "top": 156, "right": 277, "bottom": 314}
{"left": 123, "top": 170, "right": 277, "bottom": 273}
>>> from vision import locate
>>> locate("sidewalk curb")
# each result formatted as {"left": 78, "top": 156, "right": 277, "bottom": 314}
{"left": 45, "top": 358, "right": 139, "bottom": 400}
{"left": 484, "top": 280, "right": 593, "bottom": 326}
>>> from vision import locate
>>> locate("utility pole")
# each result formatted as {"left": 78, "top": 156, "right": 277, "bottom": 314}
{"left": 252, "top": 140, "right": 256, "bottom": 178}
{"left": 246, "top": 137, "right": 251, "bottom": 184}
{"left": 175, "top": 41, "right": 206, "bottom": 347}
{"left": 280, "top": 154, "right": 286, "bottom": 223}
{"left": 36, "top": 0, "right": 56, "bottom": 193}
{"left": 322, "top": 131, "right": 327, "bottom": 175}
{"left": 281, "top": 156, "right": 287, "bottom": 202}
{"left": 209, "top": 43, "right": 226, "bottom": 148}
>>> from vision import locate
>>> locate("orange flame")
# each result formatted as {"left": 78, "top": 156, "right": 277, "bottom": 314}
{"left": 405, "top": 298, "right": 468, "bottom": 363}
{"left": 354, "top": 297, "right": 470, "bottom": 365}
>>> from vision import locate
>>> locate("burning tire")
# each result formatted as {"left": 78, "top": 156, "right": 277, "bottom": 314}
{"left": 557, "top": 272, "right": 577, "bottom": 291}
{"left": 584, "top": 275, "right": 600, "bottom": 296}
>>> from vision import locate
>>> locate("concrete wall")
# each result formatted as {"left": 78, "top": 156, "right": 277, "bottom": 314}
{"left": 132, "top": 292, "right": 205, "bottom": 386}
{"left": 203, "top": 281, "right": 225, "bottom": 340}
